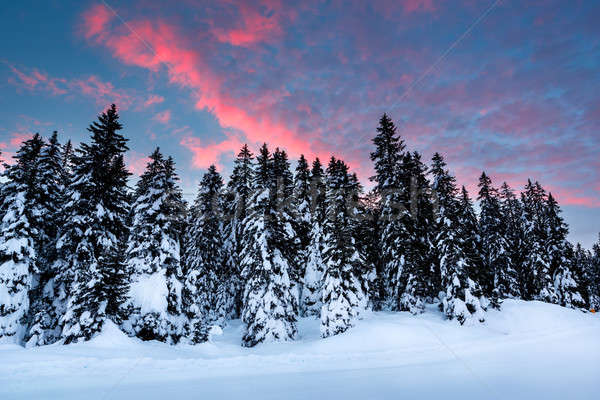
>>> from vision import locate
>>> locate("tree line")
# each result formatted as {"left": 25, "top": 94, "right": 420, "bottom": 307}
{"left": 0, "top": 106, "right": 598, "bottom": 347}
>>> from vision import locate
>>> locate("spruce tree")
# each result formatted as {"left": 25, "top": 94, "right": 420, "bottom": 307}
{"left": 498, "top": 182, "right": 524, "bottom": 298}
{"left": 398, "top": 152, "right": 435, "bottom": 314}
{"left": 520, "top": 180, "right": 549, "bottom": 300}
{"left": 25, "top": 132, "right": 69, "bottom": 346}
{"left": 430, "top": 153, "right": 485, "bottom": 324}
{"left": 477, "top": 172, "right": 507, "bottom": 308}
{"left": 293, "top": 154, "right": 312, "bottom": 315}
{"left": 589, "top": 235, "right": 600, "bottom": 310}
{"left": 301, "top": 158, "right": 327, "bottom": 317}
{"left": 56, "top": 104, "right": 131, "bottom": 344}
{"left": 356, "top": 190, "right": 382, "bottom": 310}
{"left": 0, "top": 134, "right": 43, "bottom": 344}
{"left": 545, "top": 193, "right": 584, "bottom": 308}
{"left": 457, "top": 186, "right": 485, "bottom": 285}
{"left": 222, "top": 144, "right": 253, "bottom": 319}
{"left": 369, "top": 114, "right": 409, "bottom": 310}
{"left": 124, "top": 148, "right": 186, "bottom": 343}
{"left": 320, "top": 158, "right": 366, "bottom": 337}
{"left": 183, "top": 165, "right": 225, "bottom": 343}
{"left": 272, "top": 148, "right": 301, "bottom": 313}
{"left": 240, "top": 144, "right": 297, "bottom": 347}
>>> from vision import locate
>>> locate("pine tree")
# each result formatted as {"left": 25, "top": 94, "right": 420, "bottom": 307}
{"left": 293, "top": 154, "right": 312, "bottom": 315}
{"left": 320, "top": 158, "right": 366, "bottom": 337}
{"left": 589, "top": 235, "right": 600, "bottom": 310}
{"left": 545, "top": 193, "right": 584, "bottom": 308}
{"left": 183, "top": 165, "right": 225, "bottom": 343}
{"left": 272, "top": 148, "right": 301, "bottom": 313}
{"left": 498, "top": 182, "right": 523, "bottom": 298}
{"left": 301, "top": 158, "right": 327, "bottom": 317}
{"left": 369, "top": 114, "right": 409, "bottom": 310}
{"left": 477, "top": 172, "right": 507, "bottom": 308}
{"left": 0, "top": 134, "right": 43, "bottom": 344}
{"left": 398, "top": 152, "right": 435, "bottom": 314}
{"left": 240, "top": 144, "right": 297, "bottom": 347}
{"left": 457, "top": 186, "right": 485, "bottom": 285}
{"left": 521, "top": 180, "right": 547, "bottom": 300}
{"left": 356, "top": 190, "right": 382, "bottom": 310}
{"left": 56, "top": 104, "right": 131, "bottom": 344}
{"left": 222, "top": 144, "right": 253, "bottom": 319}
{"left": 124, "top": 148, "right": 186, "bottom": 343}
{"left": 572, "top": 243, "right": 593, "bottom": 309}
{"left": 430, "top": 153, "right": 485, "bottom": 324}
{"left": 25, "top": 132, "right": 69, "bottom": 346}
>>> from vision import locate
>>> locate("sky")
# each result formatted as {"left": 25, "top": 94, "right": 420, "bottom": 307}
{"left": 0, "top": 0, "right": 598, "bottom": 247}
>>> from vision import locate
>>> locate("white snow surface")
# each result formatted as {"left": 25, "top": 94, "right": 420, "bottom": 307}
{"left": 1, "top": 300, "right": 599, "bottom": 399}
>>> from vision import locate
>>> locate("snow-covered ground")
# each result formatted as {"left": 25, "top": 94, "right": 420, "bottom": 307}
{"left": 1, "top": 300, "right": 598, "bottom": 400}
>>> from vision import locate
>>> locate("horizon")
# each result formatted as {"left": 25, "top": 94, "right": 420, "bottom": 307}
{"left": 1, "top": 0, "right": 598, "bottom": 247}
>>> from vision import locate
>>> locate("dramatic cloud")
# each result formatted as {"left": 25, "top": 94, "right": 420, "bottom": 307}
{"left": 80, "top": 8, "right": 337, "bottom": 170}
{"left": 5, "top": 0, "right": 597, "bottom": 212}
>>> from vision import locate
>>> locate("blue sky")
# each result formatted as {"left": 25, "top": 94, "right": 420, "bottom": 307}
{"left": 0, "top": 0, "right": 598, "bottom": 247}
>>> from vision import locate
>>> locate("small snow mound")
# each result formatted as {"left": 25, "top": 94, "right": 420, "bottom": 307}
{"left": 486, "top": 299, "right": 594, "bottom": 335}
{"left": 88, "top": 321, "right": 137, "bottom": 347}
{"left": 128, "top": 271, "right": 168, "bottom": 315}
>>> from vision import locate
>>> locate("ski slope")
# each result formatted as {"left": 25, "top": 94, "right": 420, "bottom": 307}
{"left": 1, "top": 300, "right": 598, "bottom": 400}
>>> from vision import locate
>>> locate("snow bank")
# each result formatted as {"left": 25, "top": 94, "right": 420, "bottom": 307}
{"left": 87, "top": 321, "right": 138, "bottom": 348}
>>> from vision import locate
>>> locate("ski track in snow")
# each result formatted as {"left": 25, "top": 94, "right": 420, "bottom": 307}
{"left": 1, "top": 300, "right": 598, "bottom": 400}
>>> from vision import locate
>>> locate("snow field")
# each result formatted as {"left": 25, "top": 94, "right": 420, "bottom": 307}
{"left": 1, "top": 300, "right": 598, "bottom": 399}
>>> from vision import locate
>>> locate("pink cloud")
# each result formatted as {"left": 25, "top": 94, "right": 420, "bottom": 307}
{"left": 144, "top": 94, "right": 165, "bottom": 107}
{"left": 81, "top": 9, "right": 334, "bottom": 169}
{"left": 9, "top": 132, "right": 32, "bottom": 147}
{"left": 126, "top": 151, "right": 151, "bottom": 175}
{"left": 72, "top": 75, "right": 133, "bottom": 108}
{"left": 211, "top": 0, "right": 288, "bottom": 47}
{"left": 180, "top": 133, "right": 243, "bottom": 169}
{"left": 7, "top": 64, "right": 67, "bottom": 95}
{"left": 402, "top": 0, "right": 437, "bottom": 14}
{"left": 81, "top": 3, "right": 114, "bottom": 40}
{"left": 153, "top": 109, "right": 171, "bottom": 124}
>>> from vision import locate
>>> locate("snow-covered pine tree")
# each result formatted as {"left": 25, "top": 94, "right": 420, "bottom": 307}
{"left": 124, "top": 148, "right": 186, "bottom": 343}
{"left": 163, "top": 156, "right": 187, "bottom": 333}
{"left": 222, "top": 144, "right": 253, "bottom": 319}
{"left": 544, "top": 193, "right": 584, "bottom": 308}
{"left": 56, "top": 104, "right": 131, "bottom": 344}
{"left": 25, "top": 132, "right": 69, "bottom": 346}
{"left": 240, "top": 144, "right": 297, "bottom": 347}
{"left": 498, "top": 182, "right": 523, "bottom": 298}
{"left": 293, "top": 154, "right": 311, "bottom": 315}
{"left": 0, "top": 148, "right": 4, "bottom": 219}
{"left": 0, "top": 134, "right": 43, "bottom": 344}
{"left": 477, "top": 172, "right": 508, "bottom": 308}
{"left": 369, "top": 114, "right": 409, "bottom": 310}
{"left": 430, "top": 153, "right": 485, "bottom": 324}
{"left": 301, "top": 158, "right": 327, "bottom": 317}
{"left": 356, "top": 189, "right": 382, "bottom": 310}
{"left": 182, "top": 165, "right": 225, "bottom": 343}
{"left": 398, "top": 152, "right": 435, "bottom": 314}
{"left": 457, "top": 186, "right": 487, "bottom": 297}
{"left": 572, "top": 243, "right": 593, "bottom": 310}
{"left": 320, "top": 157, "right": 366, "bottom": 338}
{"left": 272, "top": 148, "right": 301, "bottom": 312}
{"left": 521, "top": 180, "right": 550, "bottom": 301}
{"left": 349, "top": 172, "right": 375, "bottom": 307}
{"left": 589, "top": 235, "right": 600, "bottom": 310}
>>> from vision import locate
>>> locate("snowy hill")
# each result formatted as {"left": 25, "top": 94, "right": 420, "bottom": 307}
{"left": 1, "top": 299, "right": 598, "bottom": 400}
